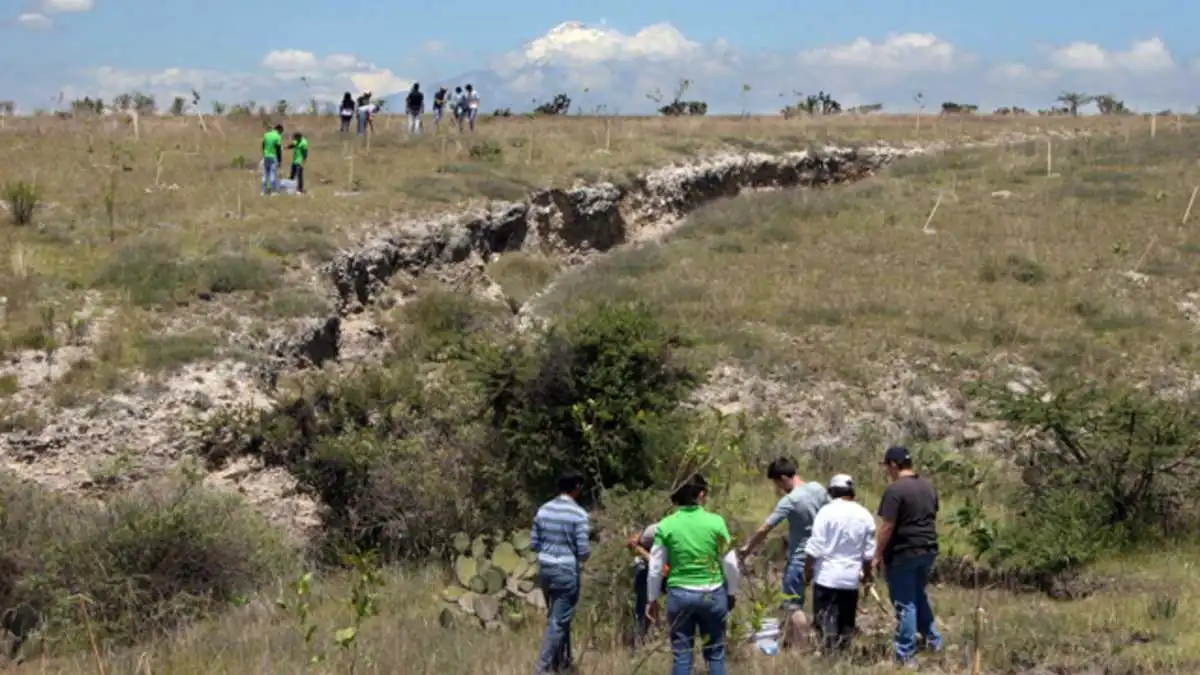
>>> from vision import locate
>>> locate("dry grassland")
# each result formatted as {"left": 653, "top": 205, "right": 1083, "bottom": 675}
{"left": 1, "top": 112, "right": 1198, "bottom": 674}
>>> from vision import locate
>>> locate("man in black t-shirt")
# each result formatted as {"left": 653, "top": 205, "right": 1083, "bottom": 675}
{"left": 873, "top": 445, "right": 943, "bottom": 668}
{"left": 405, "top": 83, "right": 425, "bottom": 136}
{"left": 432, "top": 87, "right": 448, "bottom": 130}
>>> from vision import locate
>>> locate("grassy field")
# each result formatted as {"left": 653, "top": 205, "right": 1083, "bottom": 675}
{"left": 2, "top": 112, "right": 1199, "bottom": 674}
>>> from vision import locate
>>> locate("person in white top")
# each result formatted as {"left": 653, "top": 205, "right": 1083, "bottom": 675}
{"left": 465, "top": 84, "right": 480, "bottom": 131}
{"left": 803, "top": 473, "right": 877, "bottom": 652}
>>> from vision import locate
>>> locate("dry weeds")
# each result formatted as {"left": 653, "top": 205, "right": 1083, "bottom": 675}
{"left": 1, "top": 112, "right": 1198, "bottom": 674}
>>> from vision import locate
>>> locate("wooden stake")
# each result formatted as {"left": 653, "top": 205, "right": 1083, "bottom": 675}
{"left": 1176, "top": 114, "right": 1182, "bottom": 134}
{"left": 1183, "top": 186, "right": 1199, "bottom": 225}
{"left": 1046, "top": 138, "right": 1053, "bottom": 176}
{"left": 79, "top": 596, "right": 106, "bottom": 675}
{"left": 922, "top": 194, "right": 942, "bottom": 234}
{"left": 1151, "top": 114, "right": 1157, "bottom": 138}
{"left": 604, "top": 117, "right": 611, "bottom": 151}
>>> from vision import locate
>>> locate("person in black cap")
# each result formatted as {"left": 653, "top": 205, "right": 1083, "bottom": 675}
{"left": 873, "top": 446, "right": 943, "bottom": 669}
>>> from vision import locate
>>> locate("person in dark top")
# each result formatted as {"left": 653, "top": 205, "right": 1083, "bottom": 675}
{"left": 405, "top": 83, "right": 425, "bottom": 135}
{"left": 873, "top": 445, "right": 943, "bottom": 668}
{"left": 339, "top": 92, "right": 355, "bottom": 132}
{"left": 432, "top": 86, "right": 448, "bottom": 130}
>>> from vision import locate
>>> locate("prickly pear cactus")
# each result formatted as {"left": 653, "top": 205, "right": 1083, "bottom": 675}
{"left": 440, "top": 530, "right": 546, "bottom": 630}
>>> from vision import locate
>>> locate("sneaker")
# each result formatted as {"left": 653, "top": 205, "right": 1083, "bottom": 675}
{"left": 899, "top": 659, "right": 919, "bottom": 670}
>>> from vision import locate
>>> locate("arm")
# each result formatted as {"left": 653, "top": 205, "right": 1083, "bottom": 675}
{"left": 575, "top": 516, "right": 591, "bottom": 563}
{"left": 646, "top": 543, "right": 668, "bottom": 604}
{"left": 530, "top": 516, "right": 543, "bottom": 553}
{"left": 802, "top": 511, "right": 828, "bottom": 584}
{"left": 874, "top": 489, "right": 898, "bottom": 568}
{"left": 739, "top": 496, "right": 789, "bottom": 557}
{"left": 863, "top": 518, "right": 878, "bottom": 584}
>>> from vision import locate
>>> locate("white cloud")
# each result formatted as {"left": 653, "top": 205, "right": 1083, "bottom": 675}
{"left": 41, "top": 23, "right": 1200, "bottom": 115}
{"left": 260, "top": 49, "right": 411, "bottom": 97}
{"left": 798, "top": 33, "right": 971, "bottom": 71}
{"left": 41, "top": 0, "right": 94, "bottom": 12}
{"left": 17, "top": 12, "right": 52, "bottom": 28}
{"left": 1047, "top": 38, "right": 1174, "bottom": 72}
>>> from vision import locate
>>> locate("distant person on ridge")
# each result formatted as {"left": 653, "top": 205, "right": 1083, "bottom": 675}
{"left": 405, "top": 83, "right": 425, "bottom": 135}
{"left": 286, "top": 131, "right": 309, "bottom": 194}
{"left": 530, "top": 470, "right": 591, "bottom": 674}
{"left": 874, "top": 446, "right": 943, "bottom": 669}
{"left": 261, "top": 123, "right": 284, "bottom": 195}
{"left": 465, "top": 83, "right": 480, "bottom": 131}
{"left": 738, "top": 457, "right": 830, "bottom": 649}
{"left": 452, "top": 86, "right": 467, "bottom": 132}
{"left": 339, "top": 92, "right": 355, "bottom": 132}
{"left": 356, "top": 91, "right": 373, "bottom": 135}
{"left": 432, "top": 86, "right": 448, "bottom": 130}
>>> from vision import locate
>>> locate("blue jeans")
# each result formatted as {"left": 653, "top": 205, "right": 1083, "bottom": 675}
{"left": 781, "top": 559, "right": 807, "bottom": 611}
{"left": 261, "top": 156, "right": 278, "bottom": 194}
{"left": 536, "top": 566, "right": 579, "bottom": 674}
{"left": 633, "top": 567, "right": 650, "bottom": 647}
{"left": 666, "top": 586, "right": 728, "bottom": 675}
{"left": 885, "top": 553, "right": 943, "bottom": 663}
{"left": 357, "top": 109, "right": 368, "bottom": 135}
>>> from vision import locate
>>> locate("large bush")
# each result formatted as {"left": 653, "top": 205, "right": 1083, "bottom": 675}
{"left": 971, "top": 379, "right": 1200, "bottom": 575}
{"left": 200, "top": 300, "right": 702, "bottom": 561}
{"left": 474, "top": 301, "right": 702, "bottom": 505}
{"left": 0, "top": 475, "right": 291, "bottom": 649}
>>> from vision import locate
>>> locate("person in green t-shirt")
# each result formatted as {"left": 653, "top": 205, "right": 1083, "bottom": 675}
{"left": 261, "top": 124, "right": 284, "bottom": 195}
{"left": 286, "top": 132, "right": 309, "bottom": 194}
{"left": 646, "top": 474, "right": 741, "bottom": 675}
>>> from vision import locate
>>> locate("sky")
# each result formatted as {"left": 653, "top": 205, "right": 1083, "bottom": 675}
{"left": 2, "top": 0, "right": 1199, "bottom": 115}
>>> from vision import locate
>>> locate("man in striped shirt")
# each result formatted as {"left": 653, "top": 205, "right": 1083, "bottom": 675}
{"left": 530, "top": 471, "right": 590, "bottom": 674}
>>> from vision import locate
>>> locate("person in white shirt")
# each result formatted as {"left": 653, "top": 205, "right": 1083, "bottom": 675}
{"left": 465, "top": 84, "right": 480, "bottom": 131}
{"left": 803, "top": 474, "right": 877, "bottom": 653}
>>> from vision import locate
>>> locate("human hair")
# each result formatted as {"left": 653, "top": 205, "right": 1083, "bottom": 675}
{"left": 766, "top": 457, "right": 798, "bottom": 481}
{"left": 671, "top": 473, "right": 709, "bottom": 506}
{"left": 888, "top": 457, "right": 914, "bottom": 470}
{"left": 274, "top": 124, "right": 283, "bottom": 132}
{"left": 557, "top": 470, "right": 586, "bottom": 495}
{"left": 466, "top": 84, "right": 473, "bottom": 91}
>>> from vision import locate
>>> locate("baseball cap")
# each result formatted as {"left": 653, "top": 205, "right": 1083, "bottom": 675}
{"left": 882, "top": 445, "right": 911, "bottom": 465}
{"left": 828, "top": 474, "right": 854, "bottom": 490}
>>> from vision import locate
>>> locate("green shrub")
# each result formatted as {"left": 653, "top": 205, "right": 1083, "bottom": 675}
{"left": 3, "top": 181, "right": 39, "bottom": 225}
{"left": 474, "top": 301, "right": 702, "bottom": 503}
{"left": 200, "top": 300, "right": 702, "bottom": 562}
{"left": 0, "top": 475, "right": 292, "bottom": 650}
{"left": 970, "top": 379, "right": 1200, "bottom": 575}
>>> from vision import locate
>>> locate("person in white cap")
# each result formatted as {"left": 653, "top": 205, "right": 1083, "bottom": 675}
{"left": 802, "top": 474, "right": 877, "bottom": 653}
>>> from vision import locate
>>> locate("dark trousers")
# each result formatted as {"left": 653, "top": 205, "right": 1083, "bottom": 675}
{"left": 339, "top": 115, "right": 351, "bottom": 132}
{"left": 812, "top": 584, "right": 859, "bottom": 652}
{"left": 289, "top": 164, "right": 304, "bottom": 193}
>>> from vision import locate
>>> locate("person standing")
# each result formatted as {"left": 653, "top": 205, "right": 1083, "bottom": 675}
{"left": 355, "top": 91, "right": 372, "bottom": 135}
{"left": 874, "top": 446, "right": 943, "bottom": 669}
{"left": 432, "top": 86, "right": 448, "bottom": 130}
{"left": 338, "top": 92, "right": 355, "bottom": 132}
{"left": 530, "top": 471, "right": 590, "bottom": 675}
{"left": 405, "top": 83, "right": 424, "bottom": 135}
{"left": 737, "top": 457, "right": 829, "bottom": 648}
{"left": 647, "top": 474, "right": 741, "bottom": 675}
{"left": 261, "top": 124, "right": 283, "bottom": 195}
{"left": 453, "top": 86, "right": 467, "bottom": 132}
{"left": 465, "top": 83, "right": 481, "bottom": 131}
{"left": 285, "top": 131, "right": 309, "bottom": 194}
{"left": 627, "top": 520, "right": 667, "bottom": 648}
{"left": 803, "top": 474, "right": 876, "bottom": 653}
